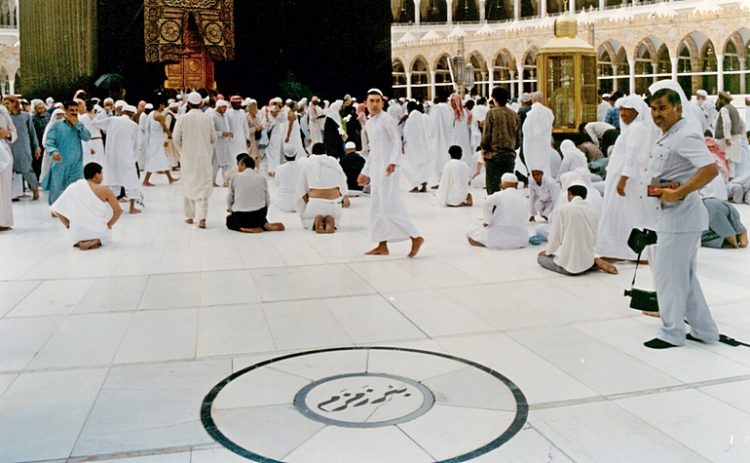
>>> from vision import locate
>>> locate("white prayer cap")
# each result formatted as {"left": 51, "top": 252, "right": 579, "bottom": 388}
{"left": 520, "top": 92, "right": 531, "bottom": 103}
{"left": 45, "top": 97, "right": 54, "bottom": 104}
{"left": 345, "top": 141, "right": 356, "bottom": 150}
{"left": 123, "top": 105, "right": 137, "bottom": 113}
{"left": 168, "top": 102, "right": 179, "bottom": 109}
{"left": 367, "top": 88, "right": 384, "bottom": 97}
{"left": 145, "top": 103, "right": 154, "bottom": 110}
{"left": 114, "top": 100, "right": 126, "bottom": 108}
{"left": 247, "top": 99, "right": 258, "bottom": 107}
{"left": 501, "top": 173, "right": 519, "bottom": 184}
{"left": 602, "top": 93, "right": 611, "bottom": 99}
{"left": 215, "top": 99, "right": 229, "bottom": 109}
{"left": 696, "top": 89, "right": 708, "bottom": 98}
{"left": 272, "top": 97, "right": 283, "bottom": 104}
{"left": 187, "top": 91, "right": 203, "bottom": 105}
{"left": 283, "top": 144, "right": 297, "bottom": 158}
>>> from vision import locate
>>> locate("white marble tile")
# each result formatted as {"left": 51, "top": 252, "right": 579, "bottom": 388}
{"left": 284, "top": 425, "right": 435, "bottom": 463}
{"left": 191, "top": 447, "right": 250, "bottom": 463}
{"left": 263, "top": 349, "right": 369, "bottom": 381}
{"left": 73, "top": 360, "right": 231, "bottom": 457}
{"left": 196, "top": 304, "right": 275, "bottom": 358}
{"left": 114, "top": 309, "right": 198, "bottom": 364}
{"left": 699, "top": 380, "right": 750, "bottom": 415}
{"left": 0, "top": 374, "right": 15, "bottom": 398}
{"left": 615, "top": 389, "right": 750, "bottom": 463}
{"left": 0, "top": 316, "right": 65, "bottom": 371}
{"left": 0, "top": 368, "right": 108, "bottom": 463}
{"left": 323, "top": 295, "right": 427, "bottom": 343}
{"left": 251, "top": 267, "right": 323, "bottom": 302}
{"left": 348, "top": 261, "right": 432, "bottom": 293}
{"left": 75, "top": 275, "right": 149, "bottom": 313}
{"left": 7, "top": 278, "right": 96, "bottom": 317}
{"left": 212, "top": 405, "right": 325, "bottom": 460}
{"left": 421, "top": 366, "right": 519, "bottom": 411}
{"left": 94, "top": 453, "right": 191, "bottom": 463}
{"left": 398, "top": 404, "right": 517, "bottom": 461}
{"left": 531, "top": 401, "right": 712, "bottom": 463}
{"left": 262, "top": 300, "right": 353, "bottom": 351}
{"left": 212, "top": 367, "right": 310, "bottom": 410}
{"left": 139, "top": 273, "right": 202, "bottom": 310}
{"left": 29, "top": 312, "right": 133, "bottom": 369}
{"left": 507, "top": 326, "right": 682, "bottom": 395}
{"left": 200, "top": 270, "right": 261, "bottom": 306}
{"left": 299, "top": 264, "right": 377, "bottom": 298}
{"left": 0, "top": 280, "right": 40, "bottom": 317}
{"left": 366, "top": 348, "right": 466, "bottom": 382}
{"left": 468, "top": 426, "right": 575, "bottom": 463}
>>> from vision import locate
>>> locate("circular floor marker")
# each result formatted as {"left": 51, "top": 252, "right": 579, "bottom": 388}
{"left": 201, "top": 346, "right": 528, "bottom": 463}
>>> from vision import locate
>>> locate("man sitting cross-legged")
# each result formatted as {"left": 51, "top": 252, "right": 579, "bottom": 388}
{"left": 296, "top": 142, "right": 350, "bottom": 234}
{"left": 50, "top": 162, "right": 122, "bottom": 250}
{"left": 226, "top": 155, "right": 285, "bottom": 233}
{"left": 537, "top": 182, "right": 619, "bottom": 276}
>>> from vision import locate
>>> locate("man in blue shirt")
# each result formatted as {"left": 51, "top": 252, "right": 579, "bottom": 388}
{"left": 43, "top": 101, "right": 91, "bottom": 205}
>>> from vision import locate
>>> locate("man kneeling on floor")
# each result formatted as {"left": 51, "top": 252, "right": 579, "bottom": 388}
{"left": 51, "top": 162, "right": 122, "bottom": 250}
{"left": 296, "top": 142, "right": 350, "bottom": 233}
{"left": 537, "top": 182, "right": 618, "bottom": 275}
{"left": 226, "top": 155, "right": 285, "bottom": 233}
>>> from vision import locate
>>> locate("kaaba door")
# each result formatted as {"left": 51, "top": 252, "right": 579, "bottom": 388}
{"left": 164, "top": 17, "right": 216, "bottom": 90}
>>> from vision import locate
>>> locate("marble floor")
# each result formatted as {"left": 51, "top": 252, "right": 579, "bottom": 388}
{"left": 1, "top": 175, "right": 750, "bottom": 463}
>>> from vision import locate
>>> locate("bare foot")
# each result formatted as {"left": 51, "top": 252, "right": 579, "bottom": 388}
{"left": 465, "top": 193, "right": 473, "bottom": 207}
{"left": 739, "top": 231, "right": 748, "bottom": 248}
{"left": 199, "top": 219, "right": 206, "bottom": 229}
{"left": 365, "top": 242, "right": 389, "bottom": 256}
{"left": 240, "top": 227, "right": 263, "bottom": 233}
{"left": 642, "top": 311, "right": 660, "bottom": 318}
{"left": 264, "top": 222, "right": 285, "bottom": 232}
{"left": 130, "top": 207, "right": 142, "bottom": 214}
{"left": 430, "top": 185, "right": 439, "bottom": 190}
{"left": 142, "top": 182, "right": 155, "bottom": 187}
{"left": 322, "top": 216, "right": 335, "bottom": 234}
{"left": 32, "top": 189, "right": 40, "bottom": 201}
{"left": 78, "top": 239, "right": 102, "bottom": 250}
{"left": 169, "top": 177, "right": 178, "bottom": 184}
{"left": 726, "top": 235, "right": 739, "bottom": 248}
{"left": 0, "top": 226, "right": 11, "bottom": 232}
{"left": 408, "top": 236, "right": 425, "bottom": 258}
{"left": 313, "top": 215, "right": 324, "bottom": 233}
{"left": 213, "top": 183, "right": 219, "bottom": 187}
{"left": 409, "top": 187, "right": 419, "bottom": 193}
{"left": 595, "top": 258, "right": 618, "bottom": 275}
{"left": 419, "top": 183, "right": 427, "bottom": 193}
{"left": 467, "top": 237, "right": 485, "bottom": 247}
{"left": 185, "top": 218, "right": 194, "bottom": 225}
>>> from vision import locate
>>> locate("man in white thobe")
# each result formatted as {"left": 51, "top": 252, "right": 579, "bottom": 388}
{"left": 402, "top": 101, "right": 430, "bottom": 192}
{"left": 427, "top": 96, "right": 454, "bottom": 187}
{"left": 597, "top": 94, "right": 611, "bottom": 122}
{"left": 307, "top": 96, "right": 325, "bottom": 146}
{"left": 173, "top": 92, "right": 217, "bottom": 229}
{"left": 92, "top": 105, "right": 141, "bottom": 214}
{"left": 275, "top": 144, "right": 303, "bottom": 213}
{"left": 357, "top": 89, "right": 424, "bottom": 257}
{"left": 212, "top": 100, "right": 232, "bottom": 186}
{"left": 226, "top": 95, "right": 250, "bottom": 157}
{"left": 695, "top": 90, "right": 716, "bottom": 134}
{"left": 467, "top": 173, "right": 528, "bottom": 249}
{"left": 523, "top": 92, "right": 555, "bottom": 178}
{"left": 529, "top": 169, "right": 559, "bottom": 221}
{"left": 0, "top": 105, "right": 17, "bottom": 231}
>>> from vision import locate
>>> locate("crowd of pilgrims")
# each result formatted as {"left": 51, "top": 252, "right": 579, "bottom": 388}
{"left": 0, "top": 83, "right": 747, "bottom": 263}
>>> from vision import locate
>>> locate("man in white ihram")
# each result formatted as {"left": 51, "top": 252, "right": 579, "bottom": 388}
{"left": 467, "top": 173, "right": 528, "bottom": 249}
{"left": 173, "top": 92, "right": 217, "bottom": 229}
{"left": 357, "top": 89, "right": 424, "bottom": 257}
{"left": 523, "top": 92, "right": 555, "bottom": 178}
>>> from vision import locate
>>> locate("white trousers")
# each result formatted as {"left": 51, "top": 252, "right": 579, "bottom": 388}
{"left": 652, "top": 231, "right": 720, "bottom": 345}
{"left": 184, "top": 197, "right": 209, "bottom": 221}
{"left": 300, "top": 197, "right": 343, "bottom": 229}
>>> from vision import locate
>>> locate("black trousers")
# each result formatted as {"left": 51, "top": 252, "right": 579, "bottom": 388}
{"left": 484, "top": 152, "right": 516, "bottom": 195}
{"left": 226, "top": 207, "right": 269, "bottom": 231}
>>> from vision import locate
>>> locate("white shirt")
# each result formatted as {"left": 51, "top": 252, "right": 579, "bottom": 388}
{"left": 436, "top": 159, "right": 471, "bottom": 207}
{"left": 584, "top": 122, "right": 615, "bottom": 147}
{"left": 529, "top": 175, "right": 559, "bottom": 213}
{"left": 226, "top": 108, "right": 250, "bottom": 155}
{"left": 295, "top": 155, "right": 349, "bottom": 199}
{"left": 275, "top": 161, "right": 303, "bottom": 212}
{"left": 546, "top": 197, "right": 597, "bottom": 274}
{"left": 482, "top": 187, "right": 529, "bottom": 249}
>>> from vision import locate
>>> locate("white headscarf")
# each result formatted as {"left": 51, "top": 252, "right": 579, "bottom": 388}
{"left": 648, "top": 80, "right": 704, "bottom": 136}
{"left": 560, "top": 139, "right": 586, "bottom": 160}
{"left": 325, "top": 100, "right": 344, "bottom": 131}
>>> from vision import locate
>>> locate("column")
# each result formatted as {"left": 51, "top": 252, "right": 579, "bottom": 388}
{"left": 430, "top": 70, "right": 437, "bottom": 101}
{"left": 650, "top": 62, "right": 658, "bottom": 85}
{"left": 447, "top": 0, "right": 454, "bottom": 26}
{"left": 716, "top": 53, "right": 724, "bottom": 92}
{"left": 569, "top": 0, "right": 576, "bottom": 14}
{"left": 489, "top": 66, "right": 495, "bottom": 93}
{"left": 541, "top": 0, "right": 547, "bottom": 18}
{"left": 414, "top": 0, "right": 420, "bottom": 26}
{"left": 599, "top": 0, "right": 605, "bottom": 12}
{"left": 671, "top": 57, "right": 678, "bottom": 81}
{"left": 514, "top": 0, "right": 520, "bottom": 20}
{"left": 517, "top": 62, "right": 524, "bottom": 97}
{"left": 628, "top": 59, "right": 636, "bottom": 94}
{"left": 8, "top": 78, "right": 14, "bottom": 95}
{"left": 480, "top": 0, "right": 486, "bottom": 22}
{"left": 406, "top": 71, "right": 413, "bottom": 99}
{"left": 739, "top": 57, "right": 746, "bottom": 94}
{"left": 611, "top": 65, "right": 619, "bottom": 92}
{"left": 509, "top": 71, "right": 516, "bottom": 99}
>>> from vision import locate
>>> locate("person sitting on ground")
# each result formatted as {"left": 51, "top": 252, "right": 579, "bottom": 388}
{"left": 275, "top": 144, "right": 303, "bottom": 212}
{"left": 467, "top": 173, "right": 529, "bottom": 249}
{"left": 436, "top": 145, "right": 473, "bottom": 207}
{"left": 296, "top": 142, "right": 350, "bottom": 233}
{"left": 339, "top": 141, "right": 366, "bottom": 195}
{"left": 701, "top": 196, "right": 748, "bottom": 248}
{"left": 529, "top": 168, "right": 559, "bottom": 222}
{"left": 226, "top": 155, "right": 285, "bottom": 233}
{"left": 558, "top": 139, "right": 589, "bottom": 177}
{"left": 50, "top": 162, "right": 122, "bottom": 250}
{"left": 727, "top": 174, "right": 750, "bottom": 205}
{"left": 537, "top": 182, "right": 618, "bottom": 275}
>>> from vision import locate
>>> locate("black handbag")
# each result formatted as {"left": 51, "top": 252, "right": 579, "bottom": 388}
{"left": 624, "top": 229, "right": 659, "bottom": 312}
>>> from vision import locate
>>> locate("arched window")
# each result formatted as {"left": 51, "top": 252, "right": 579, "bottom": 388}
{"left": 424, "top": 0, "right": 448, "bottom": 22}
{"left": 598, "top": 48, "right": 614, "bottom": 94}
{"left": 493, "top": 50, "right": 515, "bottom": 96}
{"left": 700, "top": 40, "right": 718, "bottom": 94}
{"left": 394, "top": 0, "right": 416, "bottom": 23}
{"left": 434, "top": 54, "right": 454, "bottom": 98}
{"left": 724, "top": 40, "right": 742, "bottom": 95}
{"left": 393, "top": 60, "right": 407, "bottom": 98}
{"left": 454, "top": 0, "right": 479, "bottom": 22}
{"left": 411, "top": 57, "right": 430, "bottom": 101}
{"left": 521, "top": 51, "right": 537, "bottom": 93}
{"left": 468, "top": 52, "right": 488, "bottom": 97}
{"left": 485, "top": 0, "right": 508, "bottom": 21}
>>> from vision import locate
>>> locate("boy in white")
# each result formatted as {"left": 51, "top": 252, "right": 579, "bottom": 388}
{"left": 529, "top": 169, "right": 559, "bottom": 221}
{"left": 275, "top": 144, "right": 303, "bottom": 212}
{"left": 296, "top": 142, "right": 350, "bottom": 233}
{"left": 436, "top": 145, "right": 473, "bottom": 207}
{"left": 467, "top": 173, "right": 528, "bottom": 249}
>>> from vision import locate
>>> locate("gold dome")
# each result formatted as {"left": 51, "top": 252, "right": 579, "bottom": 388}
{"left": 554, "top": 13, "right": 578, "bottom": 39}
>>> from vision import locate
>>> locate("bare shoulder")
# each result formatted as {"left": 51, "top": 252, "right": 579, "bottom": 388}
{"left": 91, "top": 182, "right": 114, "bottom": 202}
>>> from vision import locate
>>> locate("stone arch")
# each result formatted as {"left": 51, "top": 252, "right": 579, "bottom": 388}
{"left": 722, "top": 28, "right": 750, "bottom": 95}
{"left": 410, "top": 55, "right": 431, "bottom": 101}
{"left": 676, "top": 31, "right": 717, "bottom": 95}
{"left": 520, "top": 47, "right": 539, "bottom": 93}
{"left": 597, "top": 39, "right": 628, "bottom": 94}
{"left": 393, "top": 58, "right": 407, "bottom": 88}
{"left": 468, "top": 50, "right": 489, "bottom": 96}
